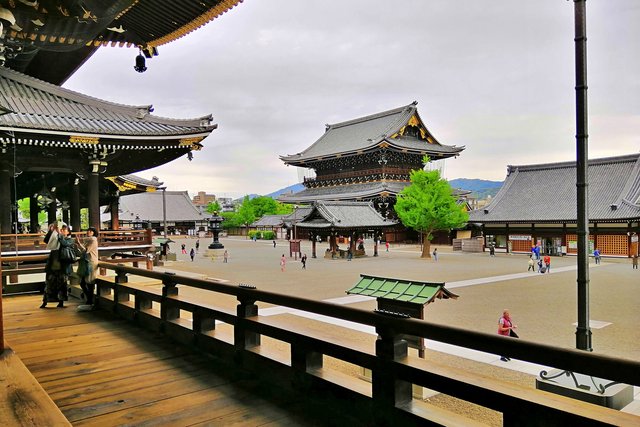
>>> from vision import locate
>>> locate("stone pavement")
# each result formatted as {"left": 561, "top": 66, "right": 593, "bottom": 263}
{"left": 152, "top": 236, "right": 640, "bottom": 413}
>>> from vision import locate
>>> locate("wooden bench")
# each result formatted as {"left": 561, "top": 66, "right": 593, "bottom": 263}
{"left": 0, "top": 345, "right": 71, "bottom": 426}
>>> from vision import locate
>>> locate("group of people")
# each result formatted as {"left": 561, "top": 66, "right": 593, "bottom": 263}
{"left": 41, "top": 222, "right": 98, "bottom": 310}
{"left": 280, "top": 253, "right": 308, "bottom": 271}
{"left": 528, "top": 254, "right": 551, "bottom": 273}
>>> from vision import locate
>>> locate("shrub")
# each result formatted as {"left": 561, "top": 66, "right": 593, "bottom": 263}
{"left": 262, "top": 230, "right": 276, "bottom": 240}
{"left": 248, "top": 230, "right": 263, "bottom": 240}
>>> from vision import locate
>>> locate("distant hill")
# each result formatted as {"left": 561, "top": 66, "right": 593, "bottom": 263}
{"left": 449, "top": 178, "right": 503, "bottom": 199}
{"left": 266, "top": 183, "right": 304, "bottom": 199}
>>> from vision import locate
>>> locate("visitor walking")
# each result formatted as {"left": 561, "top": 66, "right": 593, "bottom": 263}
{"left": 347, "top": 249, "right": 353, "bottom": 261}
{"left": 190, "top": 248, "right": 196, "bottom": 262}
{"left": 273, "top": 240, "right": 277, "bottom": 248}
{"left": 497, "top": 309, "right": 518, "bottom": 362}
{"left": 223, "top": 250, "right": 229, "bottom": 263}
{"left": 543, "top": 254, "right": 551, "bottom": 273}
{"left": 280, "top": 254, "right": 286, "bottom": 272}
{"left": 195, "top": 239, "right": 200, "bottom": 253}
{"left": 527, "top": 255, "right": 536, "bottom": 272}
{"left": 385, "top": 241, "right": 389, "bottom": 252}
{"left": 181, "top": 243, "right": 186, "bottom": 254}
{"left": 301, "top": 254, "right": 307, "bottom": 269}
{"left": 593, "top": 248, "right": 601, "bottom": 264}
{"left": 489, "top": 245, "right": 496, "bottom": 257}
{"left": 432, "top": 248, "right": 438, "bottom": 261}
{"left": 633, "top": 254, "right": 638, "bottom": 270}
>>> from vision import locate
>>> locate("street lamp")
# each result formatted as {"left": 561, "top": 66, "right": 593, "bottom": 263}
{"left": 208, "top": 211, "right": 224, "bottom": 249}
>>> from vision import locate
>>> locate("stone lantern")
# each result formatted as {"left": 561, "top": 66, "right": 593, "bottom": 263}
{"left": 208, "top": 212, "right": 224, "bottom": 249}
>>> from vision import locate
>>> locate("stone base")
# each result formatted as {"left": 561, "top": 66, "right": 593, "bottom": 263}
{"left": 536, "top": 369, "right": 634, "bottom": 410}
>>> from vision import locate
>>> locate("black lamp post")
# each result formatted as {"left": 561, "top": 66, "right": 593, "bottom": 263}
{"left": 208, "top": 212, "right": 224, "bottom": 249}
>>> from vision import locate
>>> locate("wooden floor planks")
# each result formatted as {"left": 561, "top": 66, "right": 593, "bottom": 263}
{"left": 3, "top": 294, "right": 314, "bottom": 426}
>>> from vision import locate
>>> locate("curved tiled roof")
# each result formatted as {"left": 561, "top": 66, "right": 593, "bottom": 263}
{"left": 469, "top": 154, "right": 640, "bottom": 223}
{"left": 0, "top": 66, "right": 216, "bottom": 138}
{"left": 296, "top": 201, "right": 397, "bottom": 229}
{"left": 280, "top": 102, "right": 463, "bottom": 165}
{"left": 278, "top": 181, "right": 409, "bottom": 203}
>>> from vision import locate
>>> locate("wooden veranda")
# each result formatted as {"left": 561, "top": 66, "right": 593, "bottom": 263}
{"left": 2, "top": 294, "right": 318, "bottom": 426}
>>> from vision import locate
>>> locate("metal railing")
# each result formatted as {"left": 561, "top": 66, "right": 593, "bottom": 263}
{"left": 94, "top": 262, "right": 640, "bottom": 426}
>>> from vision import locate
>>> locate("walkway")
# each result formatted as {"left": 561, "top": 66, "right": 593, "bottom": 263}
{"left": 3, "top": 294, "right": 320, "bottom": 426}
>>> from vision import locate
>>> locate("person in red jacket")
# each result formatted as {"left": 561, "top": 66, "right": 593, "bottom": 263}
{"left": 543, "top": 254, "right": 551, "bottom": 273}
{"left": 498, "top": 309, "right": 518, "bottom": 361}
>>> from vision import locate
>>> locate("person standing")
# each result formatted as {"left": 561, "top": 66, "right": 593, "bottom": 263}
{"left": 527, "top": 255, "right": 536, "bottom": 272}
{"left": 190, "top": 248, "right": 196, "bottom": 262}
{"left": 633, "top": 254, "right": 638, "bottom": 270}
{"left": 181, "top": 243, "right": 187, "bottom": 254}
{"left": 41, "top": 224, "right": 74, "bottom": 308}
{"left": 433, "top": 248, "right": 438, "bottom": 261}
{"left": 593, "top": 248, "right": 601, "bottom": 264}
{"left": 280, "top": 254, "right": 286, "bottom": 272}
{"left": 543, "top": 254, "right": 551, "bottom": 273}
{"left": 223, "top": 250, "right": 229, "bottom": 263}
{"left": 273, "top": 240, "right": 277, "bottom": 248}
{"left": 385, "top": 241, "right": 389, "bottom": 252}
{"left": 301, "top": 254, "right": 307, "bottom": 269}
{"left": 497, "top": 309, "right": 518, "bottom": 362}
{"left": 195, "top": 239, "right": 200, "bottom": 253}
{"left": 76, "top": 227, "right": 99, "bottom": 310}
{"left": 489, "top": 245, "right": 496, "bottom": 257}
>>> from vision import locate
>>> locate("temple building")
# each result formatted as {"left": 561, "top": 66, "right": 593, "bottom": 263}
{"left": 279, "top": 102, "right": 465, "bottom": 241}
{"left": 0, "top": 0, "right": 245, "bottom": 235}
{"left": 467, "top": 154, "right": 640, "bottom": 258}
{"left": 0, "top": 66, "right": 215, "bottom": 233}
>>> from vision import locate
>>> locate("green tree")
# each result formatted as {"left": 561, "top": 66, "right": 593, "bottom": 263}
{"left": 206, "top": 201, "right": 222, "bottom": 214}
{"left": 394, "top": 157, "right": 468, "bottom": 258}
{"left": 235, "top": 196, "right": 256, "bottom": 237}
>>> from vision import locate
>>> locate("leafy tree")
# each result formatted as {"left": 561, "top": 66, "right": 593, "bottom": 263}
{"left": 394, "top": 157, "right": 468, "bottom": 258}
{"left": 235, "top": 196, "right": 256, "bottom": 237}
{"left": 206, "top": 201, "right": 222, "bottom": 214}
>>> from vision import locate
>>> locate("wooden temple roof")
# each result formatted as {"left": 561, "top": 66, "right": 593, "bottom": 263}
{"left": 296, "top": 201, "right": 396, "bottom": 230}
{"left": 103, "top": 190, "right": 206, "bottom": 223}
{"left": 468, "top": 153, "right": 640, "bottom": 224}
{"left": 280, "top": 102, "right": 464, "bottom": 166}
{"left": 279, "top": 181, "right": 408, "bottom": 204}
{"left": 0, "top": 0, "right": 245, "bottom": 84}
{"left": 0, "top": 66, "right": 215, "bottom": 142}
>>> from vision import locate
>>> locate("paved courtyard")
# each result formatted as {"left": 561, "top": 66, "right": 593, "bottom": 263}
{"left": 163, "top": 236, "right": 639, "bottom": 362}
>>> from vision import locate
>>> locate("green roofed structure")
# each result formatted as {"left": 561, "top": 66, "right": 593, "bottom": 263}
{"left": 346, "top": 274, "right": 458, "bottom": 306}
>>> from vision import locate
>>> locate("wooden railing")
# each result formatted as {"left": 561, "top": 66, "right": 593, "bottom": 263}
{"left": 95, "top": 262, "right": 640, "bottom": 426}
{"left": 1, "top": 229, "right": 152, "bottom": 254}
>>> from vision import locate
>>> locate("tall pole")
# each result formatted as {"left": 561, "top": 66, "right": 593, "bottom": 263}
{"left": 574, "top": 0, "right": 592, "bottom": 351}
{"left": 161, "top": 187, "right": 168, "bottom": 238}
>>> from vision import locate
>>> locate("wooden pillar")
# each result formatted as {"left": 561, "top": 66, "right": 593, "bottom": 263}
{"left": 0, "top": 161, "right": 11, "bottom": 234}
{"left": 29, "top": 196, "right": 39, "bottom": 233}
{"left": 62, "top": 206, "right": 70, "bottom": 227}
{"left": 47, "top": 187, "right": 57, "bottom": 225}
{"left": 110, "top": 198, "right": 120, "bottom": 230}
{"left": 88, "top": 162, "right": 100, "bottom": 230}
{"left": 311, "top": 237, "right": 317, "bottom": 258}
{"left": 70, "top": 180, "right": 81, "bottom": 232}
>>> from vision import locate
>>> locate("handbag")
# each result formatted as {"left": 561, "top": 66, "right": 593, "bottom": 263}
{"left": 509, "top": 329, "right": 519, "bottom": 338}
{"left": 60, "top": 246, "right": 76, "bottom": 262}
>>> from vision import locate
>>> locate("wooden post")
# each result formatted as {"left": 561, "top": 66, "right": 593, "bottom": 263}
{"left": 372, "top": 324, "right": 411, "bottom": 420}
{"left": 311, "top": 237, "right": 317, "bottom": 258}
{"left": 234, "top": 287, "right": 260, "bottom": 364}
{"left": 0, "top": 249, "right": 4, "bottom": 353}
{"left": 161, "top": 272, "right": 179, "bottom": 328}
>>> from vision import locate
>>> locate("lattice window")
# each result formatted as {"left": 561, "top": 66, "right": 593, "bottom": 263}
{"left": 596, "top": 235, "right": 628, "bottom": 256}
{"left": 509, "top": 238, "right": 532, "bottom": 252}
{"left": 565, "top": 234, "right": 594, "bottom": 255}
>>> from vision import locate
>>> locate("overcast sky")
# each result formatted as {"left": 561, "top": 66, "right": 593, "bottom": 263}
{"left": 64, "top": 0, "right": 640, "bottom": 199}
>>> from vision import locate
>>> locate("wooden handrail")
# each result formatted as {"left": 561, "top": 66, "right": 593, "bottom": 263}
{"left": 98, "top": 263, "right": 639, "bottom": 388}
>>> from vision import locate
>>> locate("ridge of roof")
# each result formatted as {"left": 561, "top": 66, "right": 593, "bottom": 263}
{"left": 328, "top": 102, "right": 417, "bottom": 131}
{"left": 507, "top": 153, "right": 640, "bottom": 173}
{"left": 0, "top": 66, "right": 214, "bottom": 128}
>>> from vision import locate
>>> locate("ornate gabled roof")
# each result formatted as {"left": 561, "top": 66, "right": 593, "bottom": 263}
{"left": 296, "top": 201, "right": 397, "bottom": 229}
{"left": 280, "top": 102, "right": 464, "bottom": 166}
{"left": 278, "top": 181, "right": 408, "bottom": 204}
{"left": 468, "top": 154, "right": 640, "bottom": 223}
{"left": 106, "top": 174, "right": 163, "bottom": 195}
{"left": 1, "top": 0, "right": 245, "bottom": 83}
{"left": 0, "top": 66, "right": 216, "bottom": 144}
{"left": 346, "top": 274, "right": 458, "bottom": 305}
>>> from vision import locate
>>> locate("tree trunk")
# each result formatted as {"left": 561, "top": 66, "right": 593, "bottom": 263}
{"left": 421, "top": 232, "right": 431, "bottom": 258}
